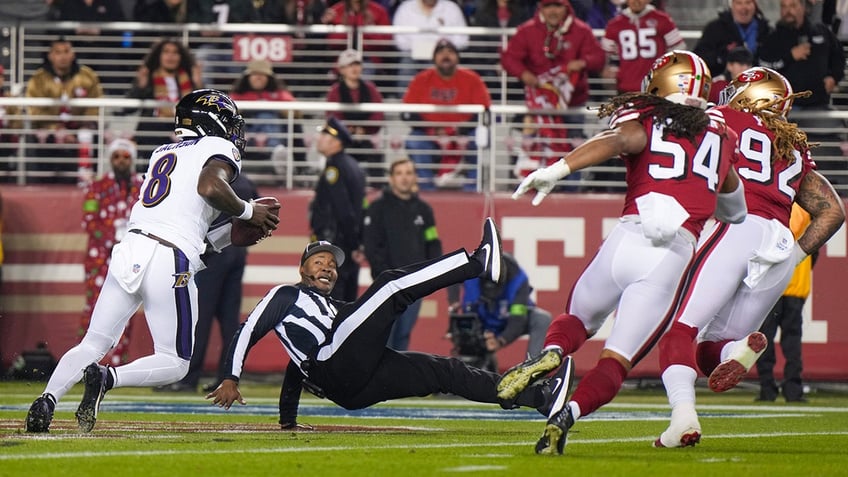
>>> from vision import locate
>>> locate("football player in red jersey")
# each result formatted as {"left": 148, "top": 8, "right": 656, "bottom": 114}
{"left": 654, "top": 67, "right": 846, "bottom": 448}
{"left": 602, "top": 0, "right": 686, "bottom": 94}
{"left": 499, "top": 50, "right": 747, "bottom": 455}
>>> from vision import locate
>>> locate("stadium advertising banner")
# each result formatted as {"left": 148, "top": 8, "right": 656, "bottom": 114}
{"left": 1, "top": 187, "right": 845, "bottom": 380}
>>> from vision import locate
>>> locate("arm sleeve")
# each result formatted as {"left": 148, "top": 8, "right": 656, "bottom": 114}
{"left": 715, "top": 179, "right": 747, "bottom": 224}
{"left": 278, "top": 360, "right": 304, "bottom": 426}
{"left": 222, "top": 285, "right": 298, "bottom": 381}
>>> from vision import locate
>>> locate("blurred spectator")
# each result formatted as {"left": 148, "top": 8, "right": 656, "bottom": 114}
{"left": 760, "top": 0, "right": 847, "bottom": 194}
{"left": 402, "top": 39, "right": 491, "bottom": 191}
{"left": 449, "top": 253, "right": 552, "bottom": 359}
{"left": 472, "top": 0, "right": 534, "bottom": 28}
{"left": 321, "top": 0, "right": 392, "bottom": 75}
{"left": 708, "top": 46, "right": 754, "bottom": 104}
{"left": 229, "top": 59, "right": 306, "bottom": 185}
{"left": 500, "top": 0, "right": 605, "bottom": 187}
{"left": 80, "top": 138, "right": 143, "bottom": 366}
{"left": 309, "top": 117, "right": 367, "bottom": 302}
{"left": 393, "top": 0, "right": 470, "bottom": 94}
{"left": 161, "top": 174, "right": 260, "bottom": 393}
{"left": 0, "top": 64, "right": 21, "bottom": 179}
{"left": 56, "top": 0, "right": 129, "bottom": 96}
{"left": 602, "top": 0, "right": 684, "bottom": 94}
{"left": 0, "top": 0, "right": 56, "bottom": 21}
{"left": 693, "top": 0, "right": 771, "bottom": 77}
{"left": 25, "top": 37, "right": 104, "bottom": 184}
{"left": 125, "top": 39, "right": 202, "bottom": 160}
{"left": 581, "top": 0, "right": 621, "bottom": 29}
{"left": 756, "top": 203, "right": 814, "bottom": 403}
{"left": 132, "top": 0, "right": 188, "bottom": 22}
{"left": 187, "top": 0, "right": 262, "bottom": 80}
{"left": 274, "top": 0, "right": 329, "bottom": 98}
{"left": 469, "top": 0, "right": 533, "bottom": 103}
{"left": 326, "top": 49, "right": 386, "bottom": 183}
{"left": 56, "top": 0, "right": 126, "bottom": 30}
{"left": 362, "top": 158, "right": 446, "bottom": 350}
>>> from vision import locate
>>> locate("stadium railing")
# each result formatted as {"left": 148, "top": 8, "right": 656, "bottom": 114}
{"left": 0, "top": 22, "right": 846, "bottom": 194}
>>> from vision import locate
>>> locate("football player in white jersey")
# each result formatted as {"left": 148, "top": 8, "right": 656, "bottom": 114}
{"left": 25, "top": 89, "right": 280, "bottom": 434}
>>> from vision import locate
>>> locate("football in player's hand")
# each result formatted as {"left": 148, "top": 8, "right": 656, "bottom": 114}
{"left": 230, "top": 197, "right": 281, "bottom": 246}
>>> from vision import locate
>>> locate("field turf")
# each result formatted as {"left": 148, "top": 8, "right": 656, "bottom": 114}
{"left": 1, "top": 380, "right": 847, "bottom": 476}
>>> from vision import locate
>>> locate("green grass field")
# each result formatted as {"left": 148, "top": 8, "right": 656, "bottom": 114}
{"left": 2, "top": 379, "right": 847, "bottom": 476}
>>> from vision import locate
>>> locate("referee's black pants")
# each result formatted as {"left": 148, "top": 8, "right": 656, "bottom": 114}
{"left": 306, "top": 249, "right": 541, "bottom": 410}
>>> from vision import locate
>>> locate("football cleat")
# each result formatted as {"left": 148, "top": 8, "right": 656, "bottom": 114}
{"left": 497, "top": 348, "right": 563, "bottom": 401}
{"left": 708, "top": 332, "right": 767, "bottom": 392}
{"left": 25, "top": 393, "right": 56, "bottom": 433}
{"left": 76, "top": 363, "right": 109, "bottom": 433}
{"left": 536, "top": 401, "right": 575, "bottom": 455}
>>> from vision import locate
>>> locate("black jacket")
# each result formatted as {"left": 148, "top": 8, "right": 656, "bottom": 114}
{"left": 310, "top": 151, "right": 366, "bottom": 253}
{"left": 694, "top": 8, "right": 771, "bottom": 76}
{"left": 362, "top": 187, "right": 442, "bottom": 278}
{"left": 758, "top": 20, "right": 846, "bottom": 108}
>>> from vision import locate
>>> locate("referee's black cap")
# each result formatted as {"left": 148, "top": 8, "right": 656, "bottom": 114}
{"left": 301, "top": 240, "right": 346, "bottom": 267}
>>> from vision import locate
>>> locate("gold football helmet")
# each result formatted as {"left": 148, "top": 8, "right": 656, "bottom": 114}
{"left": 719, "top": 67, "right": 794, "bottom": 117}
{"left": 641, "top": 50, "right": 712, "bottom": 109}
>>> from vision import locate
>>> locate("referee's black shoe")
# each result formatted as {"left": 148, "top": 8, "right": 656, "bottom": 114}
{"left": 76, "top": 363, "right": 108, "bottom": 433}
{"left": 471, "top": 217, "right": 502, "bottom": 283}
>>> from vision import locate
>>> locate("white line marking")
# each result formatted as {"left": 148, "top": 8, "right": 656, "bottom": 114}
{"left": 3, "top": 431, "right": 848, "bottom": 461}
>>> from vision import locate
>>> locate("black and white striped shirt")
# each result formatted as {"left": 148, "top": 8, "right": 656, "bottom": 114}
{"left": 224, "top": 283, "right": 340, "bottom": 379}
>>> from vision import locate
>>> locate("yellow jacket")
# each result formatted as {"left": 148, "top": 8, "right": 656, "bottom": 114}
{"left": 784, "top": 203, "right": 812, "bottom": 298}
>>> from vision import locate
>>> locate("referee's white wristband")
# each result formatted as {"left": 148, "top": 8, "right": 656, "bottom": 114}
{"left": 237, "top": 200, "right": 253, "bottom": 220}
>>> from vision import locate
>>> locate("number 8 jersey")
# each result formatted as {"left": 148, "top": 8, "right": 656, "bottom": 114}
{"left": 128, "top": 136, "right": 242, "bottom": 259}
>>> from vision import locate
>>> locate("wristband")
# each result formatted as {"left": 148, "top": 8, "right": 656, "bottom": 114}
{"left": 237, "top": 200, "right": 253, "bottom": 220}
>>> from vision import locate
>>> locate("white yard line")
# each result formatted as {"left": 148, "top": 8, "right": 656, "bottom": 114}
{"left": 3, "top": 431, "right": 848, "bottom": 461}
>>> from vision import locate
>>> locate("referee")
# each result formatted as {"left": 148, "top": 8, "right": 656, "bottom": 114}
{"left": 207, "top": 219, "right": 553, "bottom": 418}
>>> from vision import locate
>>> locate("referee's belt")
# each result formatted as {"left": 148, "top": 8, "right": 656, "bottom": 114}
{"left": 129, "top": 229, "right": 178, "bottom": 249}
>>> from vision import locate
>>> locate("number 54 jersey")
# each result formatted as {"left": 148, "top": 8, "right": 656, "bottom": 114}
{"left": 128, "top": 136, "right": 243, "bottom": 259}
{"left": 714, "top": 105, "right": 815, "bottom": 228}
{"left": 613, "top": 107, "right": 740, "bottom": 239}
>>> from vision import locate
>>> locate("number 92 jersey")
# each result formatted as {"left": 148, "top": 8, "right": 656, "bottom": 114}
{"left": 714, "top": 105, "right": 814, "bottom": 228}
{"left": 128, "top": 136, "right": 242, "bottom": 258}
{"left": 612, "top": 106, "right": 739, "bottom": 238}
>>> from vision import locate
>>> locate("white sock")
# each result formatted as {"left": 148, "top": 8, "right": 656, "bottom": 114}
{"left": 719, "top": 339, "right": 740, "bottom": 362}
{"left": 662, "top": 364, "right": 697, "bottom": 409}
{"left": 568, "top": 401, "right": 581, "bottom": 420}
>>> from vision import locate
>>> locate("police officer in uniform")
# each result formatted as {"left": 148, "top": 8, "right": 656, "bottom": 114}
{"left": 309, "top": 117, "right": 366, "bottom": 301}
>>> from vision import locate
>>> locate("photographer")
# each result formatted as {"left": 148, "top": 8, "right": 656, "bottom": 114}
{"left": 450, "top": 253, "right": 552, "bottom": 358}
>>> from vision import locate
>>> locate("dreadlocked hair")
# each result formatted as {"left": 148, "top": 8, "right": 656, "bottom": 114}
{"left": 597, "top": 92, "right": 711, "bottom": 143}
{"left": 733, "top": 91, "right": 815, "bottom": 164}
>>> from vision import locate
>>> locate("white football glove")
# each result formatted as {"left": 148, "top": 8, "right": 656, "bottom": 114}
{"left": 512, "top": 158, "right": 571, "bottom": 206}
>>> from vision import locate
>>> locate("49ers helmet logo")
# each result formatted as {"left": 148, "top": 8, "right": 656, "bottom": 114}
{"left": 738, "top": 70, "right": 766, "bottom": 83}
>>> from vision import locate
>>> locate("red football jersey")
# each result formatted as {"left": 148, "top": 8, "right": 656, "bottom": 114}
{"left": 602, "top": 8, "right": 685, "bottom": 93}
{"left": 612, "top": 107, "right": 738, "bottom": 237}
{"left": 716, "top": 105, "right": 815, "bottom": 228}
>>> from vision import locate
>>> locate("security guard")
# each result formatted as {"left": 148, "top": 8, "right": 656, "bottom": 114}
{"left": 309, "top": 117, "right": 366, "bottom": 301}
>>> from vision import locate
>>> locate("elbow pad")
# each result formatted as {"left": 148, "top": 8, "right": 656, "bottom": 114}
{"left": 715, "top": 180, "right": 747, "bottom": 224}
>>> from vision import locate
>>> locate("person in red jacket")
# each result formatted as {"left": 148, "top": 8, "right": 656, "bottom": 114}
{"left": 402, "top": 39, "right": 491, "bottom": 191}
{"left": 500, "top": 0, "right": 605, "bottom": 189}
{"left": 321, "top": 0, "right": 392, "bottom": 75}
